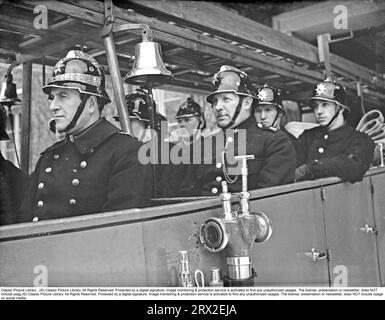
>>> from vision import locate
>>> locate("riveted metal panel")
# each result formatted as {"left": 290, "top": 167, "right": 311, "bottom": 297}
{"left": 0, "top": 223, "right": 146, "bottom": 287}
{"left": 142, "top": 206, "right": 228, "bottom": 287}
{"left": 249, "top": 188, "right": 329, "bottom": 286}
{"left": 370, "top": 174, "right": 385, "bottom": 286}
{"left": 322, "top": 177, "right": 381, "bottom": 287}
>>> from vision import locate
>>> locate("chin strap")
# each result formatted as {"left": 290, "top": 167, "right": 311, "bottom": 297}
{"left": 221, "top": 96, "right": 244, "bottom": 130}
{"left": 62, "top": 93, "right": 90, "bottom": 133}
{"left": 271, "top": 109, "right": 281, "bottom": 128}
{"left": 323, "top": 105, "right": 342, "bottom": 129}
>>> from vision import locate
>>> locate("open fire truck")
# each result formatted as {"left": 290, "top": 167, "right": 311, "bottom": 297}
{"left": 0, "top": 1, "right": 384, "bottom": 287}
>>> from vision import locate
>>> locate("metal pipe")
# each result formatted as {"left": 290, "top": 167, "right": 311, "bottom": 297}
{"left": 103, "top": 32, "right": 132, "bottom": 135}
{"left": 21, "top": 62, "right": 32, "bottom": 174}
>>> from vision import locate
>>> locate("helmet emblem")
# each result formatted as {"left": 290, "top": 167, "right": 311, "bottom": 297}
{"left": 316, "top": 82, "right": 335, "bottom": 98}
{"left": 258, "top": 88, "right": 274, "bottom": 102}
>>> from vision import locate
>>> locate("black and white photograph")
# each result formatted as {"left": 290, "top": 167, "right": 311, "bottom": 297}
{"left": 0, "top": 0, "right": 384, "bottom": 303}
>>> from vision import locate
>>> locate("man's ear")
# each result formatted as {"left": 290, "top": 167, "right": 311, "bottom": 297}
{"left": 243, "top": 96, "right": 253, "bottom": 110}
{"left": 87, "top": 96, "right": 98, "bottom": 114}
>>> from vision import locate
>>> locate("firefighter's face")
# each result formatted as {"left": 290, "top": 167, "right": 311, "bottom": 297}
{"left": 212, "top": 93, "right": 251, "bottom": 128}
{"left": 312, "top": 100, "right": 339, "bottom": 127}
{"left": 49, "top": 87, "right": 95, "bottom": 134}
{"left": 254, "top": 104, "right": 279, "bottom": 128}
{"left": 177, "top": 116, "right": 200, "bottom": 138}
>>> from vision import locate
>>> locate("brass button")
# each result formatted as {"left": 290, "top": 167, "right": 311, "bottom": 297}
{"left": 69, "top": 199, "right": 77, "bottom": 206}
{"left": 216, "top": 176, "right": 222, "bottom": 182}
{"left": 216, "top": 163, "right": 222, "bottom": 169}
{"left": 32, "top": 217, "right": 39, "bottom": 222}
{"left": 37, "top": 200, "right": 44, "bottom": 208}
{"left": 45, "top": 167, "right": 52, "bottom": 173}
{"left": 318, "top": 148, "right": 324, "bottom": 154}
{"left": 53, "top": 154, "right": 60, "bottom": 160}
{"left": 38, "top": 182, "right": 45, "bottom": 190}
{"left": 324, "top": 134, "right": 328, "bottom": 140}
{"left": 80, "top": 161, "right": 87, "bottom": 168}
{"left": 72, "top": 178, "right": 80, "bottom": 187}
{"left": 211, "top": 187, "right": 218, "bottom": 194}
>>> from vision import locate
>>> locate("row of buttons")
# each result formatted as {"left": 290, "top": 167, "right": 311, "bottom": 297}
{"left": 318, "top": 134, "right": 329, "bottom": 154}
{"left": 34, "top": 158, "right": 89, "bottom": 221}
{"left": 36, "top": 198, "right": 77, "bottom": 209}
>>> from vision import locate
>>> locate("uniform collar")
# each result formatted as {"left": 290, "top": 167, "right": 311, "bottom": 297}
{"left": 69, "top": 117, "right": 119, "bottom": 154}
{"left": 41, "top": 117, "right": 119, "bottom": 155}
{"left": 315, "top": 123, "right": 353, "bottom": 139}
{"left": 231, "top": 115, "right": 255, "bottom": 131}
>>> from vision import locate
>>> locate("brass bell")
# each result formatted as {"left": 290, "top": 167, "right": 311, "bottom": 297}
{"left": 124, "top": 40, "right": 173, "bottom": 85}
{"left": 0, "top": 72, "right": 22, "bottom": 108}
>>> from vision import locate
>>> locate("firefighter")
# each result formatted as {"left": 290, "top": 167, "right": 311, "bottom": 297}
{"left": 294, "top": 78, "right": 375, "bottom": 182}
{"left": 179, "top": 65, "right": 296, "bottom": 196}
{"left": 175, "top": 97, "right": 205, "bottom": 144}
{"left": 117, "top": 88, "right": 184, "bottom": 198}
{"left": 0, "top": 103, "right": 28, "bottom": 225}
{"left": 120, "top": 88, "right": 167, "bottom": 143}
{"left": 253, "top": 84, "right": 296, "bottom": 140}
{"left": 253, "top": 84, "right": 285, "bottom": 129}
{"left": 18, "top": 50, "right": 152, "bottom": 223}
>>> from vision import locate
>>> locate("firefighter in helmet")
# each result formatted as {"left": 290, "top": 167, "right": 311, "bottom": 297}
{"left": 178, "top": 65, "right": 296, "bottom": 196}
{"left": 19, "top": 50, "right": 152, "bottom": 223}
{"left": 294, "top": 78, "right": 375, "bottom": 182}
{"left": 175, "top": 97, "right": 205, "bottom": 143}
{"left": 117, "top": 88, "right": 167, "bottom": 143}
{"left": 0, "top": 103, "right": 28, "bottom": 225}
{"left": 254, "top": 84, "right": 285, "bottom": 129}
{"left": 117, "top": 88, "right": 186, "bottom": 198}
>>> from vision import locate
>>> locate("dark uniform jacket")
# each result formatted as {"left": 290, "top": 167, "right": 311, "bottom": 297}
{"left": 179, "top": 116, "right": 296, "bottom": 196}
{"left": 19, "top": 117, "right": 152, "bottom": 223}
{"left": 0, "top": 152, "right": 29, "bottom": 225}
{"left": 294, "top": 124, "right": 375, "bottom": 182}
{"left": 138, "top": 137, "right": 186, "bottom": 198}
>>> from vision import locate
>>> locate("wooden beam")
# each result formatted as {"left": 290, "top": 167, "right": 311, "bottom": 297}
{"left": 16, "top": 35, "right": 84, "bottom": 64}
{"left": 13, "top": 0, "right": 384, "bottom": 94}
{"left": 21, "top": 62, "right": 32, "bottom": 174}
{"left": 19, "top": 0, "right": 322, "bottom": 84}
{"left": 127, "top": 0, "right": 320, "bottom": 63}
{"left": 128, "top": 0, "right": 385, "bottom": 88}
{"left": 273, "top": 1, "right": 385, "bottom": 39}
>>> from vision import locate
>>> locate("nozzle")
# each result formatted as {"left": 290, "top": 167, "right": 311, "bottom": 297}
{"left": 220, "top": 181, "right": 233, "bottom": 220}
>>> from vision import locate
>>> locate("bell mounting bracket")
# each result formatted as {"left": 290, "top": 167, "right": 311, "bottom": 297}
{"left": 101, "top": 0, "right": 153, "bottom": 42}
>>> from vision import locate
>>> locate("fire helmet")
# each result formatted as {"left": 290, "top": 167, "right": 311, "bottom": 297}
{"left": 206, "top": 65, "right": 256, "bottom": 103}
{"left": 0, "top": 104, "right": 10, "bottom": 140}
{"left": 42, "top": 50, "right": 110, "bottom": 104}
{"left": 176, "top": 97, "right": 201, "bottom": 119}
{"left": 119, "top": 88, "right": 166, "bottom": 132}
{"left": 308, "top": 78, "right": 349, "bottom": 112}
{"left": 255, "top": 84, "right": 285, "bottom": 115}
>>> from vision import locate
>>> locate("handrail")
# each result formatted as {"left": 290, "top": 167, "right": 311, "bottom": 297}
{"left": 1, "top": 166, "right": 384, "bottom": 240}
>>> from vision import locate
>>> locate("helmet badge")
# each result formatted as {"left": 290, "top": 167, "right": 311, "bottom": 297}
{"left": 258, "top": 88, "right": 274, "bottom": 102}
{"left": 316, "top": 82, "right": 334, "bottom": 98}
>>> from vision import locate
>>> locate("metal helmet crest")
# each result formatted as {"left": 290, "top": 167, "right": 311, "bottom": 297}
{"left": 43, "top": 50, "right": 110, "bottom": 104}
{"left": 176, "top": 97, "right": 201, "bottom": 119}
{"left": 206, "top": 65, "right": 256, "bottom": 103}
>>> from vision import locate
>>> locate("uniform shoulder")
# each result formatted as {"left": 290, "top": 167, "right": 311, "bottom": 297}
{"left": 40, "top": 139, "right": 67, "bottom": 155}
{"left": 353, "top": 129, "right": 376, "bottom": 143}
{"left": 114, "top": 131, "right": 143, "bottom": 148}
